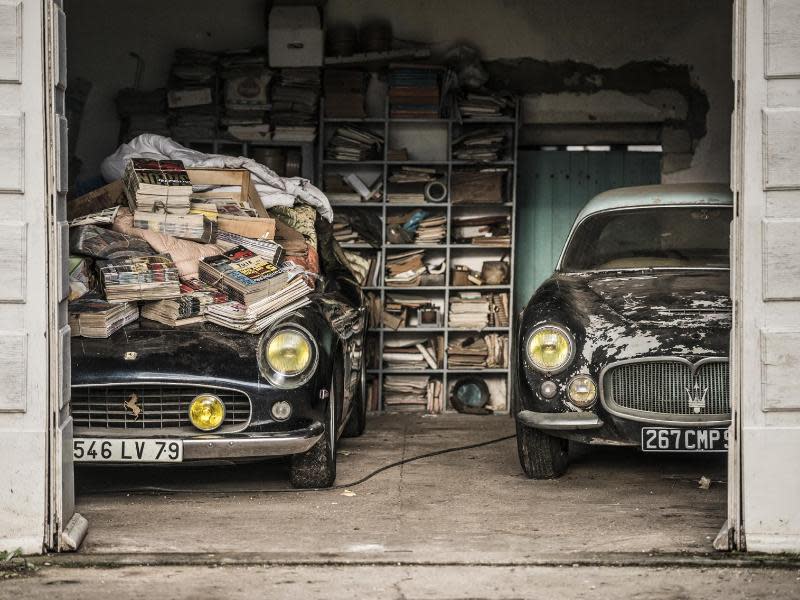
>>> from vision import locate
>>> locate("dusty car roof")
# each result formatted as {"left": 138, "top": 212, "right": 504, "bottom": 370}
{"left": 574, "top": 183, "right": 733, "bottom": 223}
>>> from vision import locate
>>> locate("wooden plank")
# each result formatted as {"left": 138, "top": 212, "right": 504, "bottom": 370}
{"left": 763, "top": 219, "right": 800, "bottom": 299}
{"left": 765, "top": 0, "right": 800, "bottom": 78}
{"left": 0, "top": 0, "right": 22, "bottom": 83}
{"left": 0, "top": 111, "right": 23, "bottom": 192}
{"left": 762, "top": 108, "right": 800, "bottom": 189}
{"left": 0, "top": 331, "right": 26, "bottom": 412}
{"left": 761, "top": 330, "right": 800, "bottom": 410}
{"left": 0, "top": 222, "right": 25, "bottom": 302}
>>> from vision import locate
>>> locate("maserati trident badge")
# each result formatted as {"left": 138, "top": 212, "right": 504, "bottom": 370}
{"left": 685, "top": 383, "right": 709, "bottom": 414}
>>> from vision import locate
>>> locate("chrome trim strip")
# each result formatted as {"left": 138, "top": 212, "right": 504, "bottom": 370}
{"left": 517, "top": 410, "right": 604, "bottom": 430}
{"left": 598, "top": 356, "right": 731, "bottom": 426}
{"left": 70, "top": 381, "right": 253, "bottom": 433}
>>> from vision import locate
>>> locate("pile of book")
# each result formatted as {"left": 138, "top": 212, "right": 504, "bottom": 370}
{"left": 141, "top": 277, "right": 228, "bottom": 327}
{"left": 100, "top": 255, "right": 181, "bottom": 303}
{"left": 385, "top": 249, "right": 425, "bottom": 286}
{"left": 452, "top": 128, "right": 508, "bottom": 162}
{"left": 386, "top": 210, "right": 446, "bottom": 245}
{"left": 69, "top": 296, "right": 139, "bottom": 338}
{"left": 489, "top": 293, "right": 510, "bottom": 327}
{"left": 383, "top": 376, "right": 443, "bottom": 413}
{"left": 324, "top": 69, "right": 367, "bottom": 119}
{"left": 388, "top": 64, "right": 442, "bottom": 119}
{"left": 452, "top": 214, "right": 511, "bottom": 246}
{"left": 383, "top": 336, "right": 442, "bottom": 371}
{"left": 198, "top": 245, "right": 291, "bottom": 305}
{"left": 457, "top": 93, "right": 514, "bottom": 119}
{"left": 447, "top": 334, "right": 508, "bottom": 368}
{"left": 271, "top": 68, "right": 321, "bottom": 142}
{"left": 449, "top": 293, "right": 491, "bottom": 329}
{"left": 412, "top": 213, "right": 447, "bottom": 244}
{"left": 326, "top": 126, "right": 384, "bottom": 161}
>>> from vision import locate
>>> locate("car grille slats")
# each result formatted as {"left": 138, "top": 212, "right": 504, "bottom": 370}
{"left": 71, "top": 385, "right": 251, "bottom": 432}
{"left": 602, "top": 359, "right": 730, "bottom": 422}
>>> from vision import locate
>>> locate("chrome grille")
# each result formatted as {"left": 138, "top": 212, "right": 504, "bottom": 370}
{"left": 602, "top": 359, "right": 730, "bottom": 423}
{"left": 70, "top": 385, "right": 251, "bottom": 432}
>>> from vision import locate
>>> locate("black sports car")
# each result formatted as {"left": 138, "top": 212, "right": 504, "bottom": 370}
{"left": 70, "top": 220, "right": 367, "bottom": 488}
{"left": 515, "top": 184, "right": 733, "bottom": 478}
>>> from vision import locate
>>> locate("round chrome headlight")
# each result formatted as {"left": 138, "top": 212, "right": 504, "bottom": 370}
{"left": 258, "top": 326, "right": 318, "bottom": 388}
{"left": 567, "top": 375, "right": 597, "bottom": 408}
{"left": 526, "top": 324, "right": 575, "bottom": 374}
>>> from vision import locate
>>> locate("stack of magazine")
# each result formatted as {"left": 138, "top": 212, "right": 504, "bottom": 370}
{"left": 198, "top": 246, "right": 292, "bottom": 305}
{"left": 100, "top": 255, "right": 181, "bottom": 302}
{"left": 69, "top": 296, "right": 139, "bottom": 338}
{"left": 123, "top": 158, "right": 193, "bottom": 214}
{"left": 141, "top": 277, "right": 229, "bottom": 326}
{"left": 215, "top": 231, "right": 284, "bottom": 264}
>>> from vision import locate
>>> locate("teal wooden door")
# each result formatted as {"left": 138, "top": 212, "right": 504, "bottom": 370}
{"left": 515, "top": 150, "right": 662, "bottom": 309}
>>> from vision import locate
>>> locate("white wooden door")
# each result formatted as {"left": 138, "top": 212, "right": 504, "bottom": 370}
{"left": 731, "top": 0, "right": 800, "bottom": 553}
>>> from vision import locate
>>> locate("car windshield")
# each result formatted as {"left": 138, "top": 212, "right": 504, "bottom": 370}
{"left": 560, "top": 206, "right": 732, "bottom": 271}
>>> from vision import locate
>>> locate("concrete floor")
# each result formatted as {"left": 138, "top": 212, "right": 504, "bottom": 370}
{"left": 71, "top": 413, "right": 727, "bottom": 560}
{"left": 8, "top": 413, "right": 782, "bottom": 599}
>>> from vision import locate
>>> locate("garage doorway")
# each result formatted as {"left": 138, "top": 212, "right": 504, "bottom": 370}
{"left": 515, "top": 148, "right": 662, "bottom": 309}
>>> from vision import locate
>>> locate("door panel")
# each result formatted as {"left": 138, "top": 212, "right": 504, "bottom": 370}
{"left": 515, "top": 150, "right": 661, "bottom": 308}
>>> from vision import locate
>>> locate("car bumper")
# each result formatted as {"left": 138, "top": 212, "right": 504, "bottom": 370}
{"left": 517, "top": 410, "right": 604, "bottom": 430}
{"left": 74, "top": 421, "right": 325, "bottom": 461}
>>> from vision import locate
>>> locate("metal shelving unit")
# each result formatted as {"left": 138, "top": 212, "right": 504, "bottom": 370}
{"left": 319, "top": 98, "right": 519, "bottom": 414}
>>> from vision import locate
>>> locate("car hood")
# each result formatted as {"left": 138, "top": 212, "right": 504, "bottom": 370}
{"left": 584, "top": 270, "right": 731, "bottom": 329}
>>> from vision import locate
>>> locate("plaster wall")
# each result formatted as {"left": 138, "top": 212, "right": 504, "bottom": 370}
{"left": 66, "top": 0, "right": 732, "bottom": 183}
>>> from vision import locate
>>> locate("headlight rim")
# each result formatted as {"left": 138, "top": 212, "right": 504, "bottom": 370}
{"left": 258, "top": 323, "right": 319, "bottom": 389}
{"left": 525, "top": 323, "right": 576, "bottom": 375}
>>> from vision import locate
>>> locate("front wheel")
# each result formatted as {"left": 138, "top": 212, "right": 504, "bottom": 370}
{"left": 342, "top": 358, "right": 367, "bottom": 438}
{"left": 516, "top": 421, "right": 569, "bottom": 479}
{"left": 290, "top": 376, "right": 337, "bottom": 489}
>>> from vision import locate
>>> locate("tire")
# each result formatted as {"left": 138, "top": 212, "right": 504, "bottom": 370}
{"left": 290, "top": 375, "right": 338, "bottom": 489}
{"left": 516, "top": 421, "right": 569, "bottom": 479}
{"left": 342, "top": 357, "right": 367, "bottom": 438}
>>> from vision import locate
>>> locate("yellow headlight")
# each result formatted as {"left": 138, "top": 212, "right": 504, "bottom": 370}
{"left": 267, "top": 330, "right": 312, "bottom": 376}
{"left": 527, "top": 325, "right": 574, "bottom": 373}
{"left": 567, "top": 375, "right": 597, "bottom": 408}
{"left": 188, "top": 394, "right": 225, "bottom": 432}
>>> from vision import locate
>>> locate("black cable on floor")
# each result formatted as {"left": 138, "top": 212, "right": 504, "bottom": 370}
{"left": 78, "top": 434, "right": 517, "bottom": 495}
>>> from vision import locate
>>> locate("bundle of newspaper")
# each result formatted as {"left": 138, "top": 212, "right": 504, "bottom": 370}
{"left": 133, "top": 210, "right": 216, "bottom": 243}
{"left": 123, "top": 158, "right": 193, "bottom": 214}
{"left": 69, "top": 296, "right": 139, "bottom": 338}
{"left": 198, "top": 245, "right": 292, "bottom": 305}
{"left": 140, "top": 277, "right": 229, "bottom": 327}
{"left": 448, "top": 292, "right": 491, "bottom": 329}
{"left": 205, "top": 277, "right": 312, "bottom": 334}
{"left": 100, "top": 255, "right": 181, "bottom": 302}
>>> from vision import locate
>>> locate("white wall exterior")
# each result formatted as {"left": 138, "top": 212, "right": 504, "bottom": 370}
{"left": 66, "top": 0, "right": 732, "bottom": 184}
{"left": 732, "top": 0, "right": 800, "bottom": 553}
{"left": 0, "top": 0, "right": 52, "bottom": 554}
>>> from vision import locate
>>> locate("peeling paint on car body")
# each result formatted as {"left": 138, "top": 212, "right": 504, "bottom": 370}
{"left": 515, "top": 184, "right": 733, "bottom": 446}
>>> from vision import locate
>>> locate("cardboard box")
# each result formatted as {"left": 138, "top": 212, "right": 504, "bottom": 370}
{"left": 268, "top": 6, "right": 323, "bottom": 67}
{"left": 217, "top": 216, "right": 276, "bottom": 240}
{"left": 185, "top": 168, "right": 268, "bottom": 218}
{"left": 68, "top": 180, "right": 128, "bottom": 220}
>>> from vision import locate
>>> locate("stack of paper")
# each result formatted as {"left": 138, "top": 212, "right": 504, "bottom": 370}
{"left": 383, "top": 336, "right": 442, "bottom": 371}
{"left": 452, "top": 128, "right": 508, "bottom": 162}
{"left": 100, "top": 255, "right": 181, "bottom": 302}
{"left": 490, "top": 293, "right": 510, "bottom": 327}
{"left": 326, "top": 126, "right": 384, "bottom": 161}
{"left": 69, "top": 296, "right": 139, "bottom": 338}
{"left": 447, "top": 334, "right": 508, "bottom": 368}
{"left": 215, "top": 231, "right": 284, "bottom": 265}
{"left": 384, "top": 376, "right": 442, "bottom": 413}
{"left": 452, "top": 214, "right": 511, "bottom": 246}
{"left": 385, "top": 249, "right": 426, "bottom": 286}
{"left": 457, "top": 93, "right": 513, "bottom": 119}
{"left": 133, "top": 211, "right": 215, "bottom": 243}
{"left": 449, "top": 293, "right": 491, "bottom": 329}
{"left": 141, "top": 277, "right": 229, "bottom": 327}
{"left": 413, "top": 214, "right": 447, "bottom": 244}
{"left": 388, "top": 64, "right": 443, "bottom": 119}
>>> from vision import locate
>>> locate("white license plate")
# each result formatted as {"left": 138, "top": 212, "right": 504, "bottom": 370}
{"left": 641, "top": 427, "right": 728, "bottom": 452}
{"left": 73, "top": 438, "right": 183, "bottom": 463}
